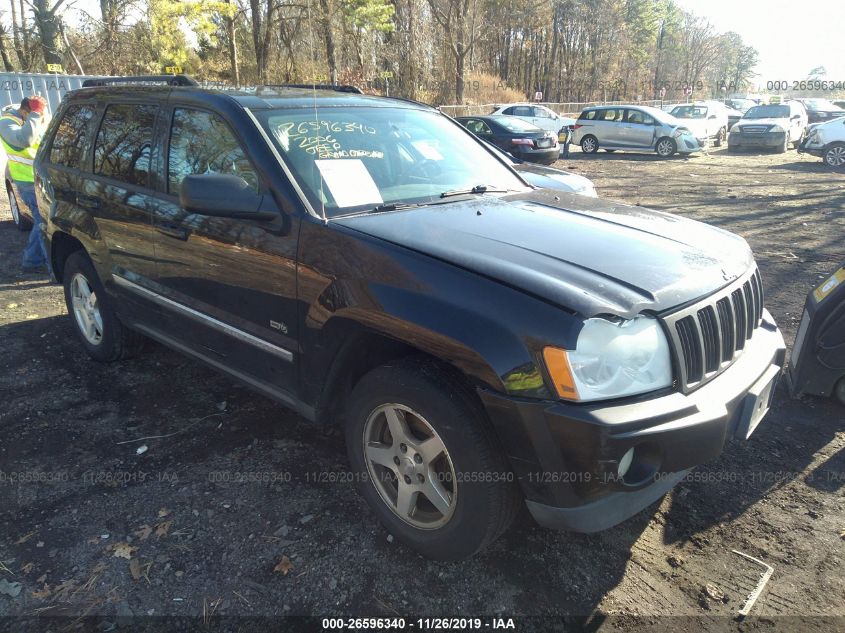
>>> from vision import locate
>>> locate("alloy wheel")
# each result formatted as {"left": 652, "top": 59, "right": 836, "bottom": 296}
{"left": 70, "top": 273, "right": 104, "bottom": 345}
{"left": 825, "top": 146, "right": 845, "bottom": 167}
{"left": 362, "top": 403, "right": 457, "bottom": 529}
{"left": 657, "top": 139, "right": 674, "bottom": 157}
{"left": 581, "top": 137, "right": 596, "bottom": 153}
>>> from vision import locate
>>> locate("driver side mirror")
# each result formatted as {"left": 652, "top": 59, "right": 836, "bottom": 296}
{"left": 180, "top": 174, "right": 278, "bottom": 220}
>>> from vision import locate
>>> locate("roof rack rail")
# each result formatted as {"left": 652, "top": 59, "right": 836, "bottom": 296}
{"left": 264, "top": 83, "right": 363, "bottom": 94}
{"left": 82, "top": 75, "right": 199, "bottom": 87}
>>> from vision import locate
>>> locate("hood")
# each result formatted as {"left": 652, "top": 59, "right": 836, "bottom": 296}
{"left": 736, "top": 117, "right": 787, "bottom": 128}
{"left": 514, "top": 163, "right": 595, "bottom": 194}
{"left": 675, "top": 118, "right": 708, "bottom": 136}
{"left": 334, "top": 189, "right": 754, "bottom": 318}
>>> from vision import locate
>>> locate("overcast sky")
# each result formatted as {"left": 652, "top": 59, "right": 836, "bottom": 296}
{"left": 675, "top": 0, "right": 843, "bottom": 86}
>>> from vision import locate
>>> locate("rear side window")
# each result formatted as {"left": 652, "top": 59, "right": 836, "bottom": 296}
{"left": 49, "top": 104, "right": 96, "bottom": 169}
{"left": 94, "top": 104, "right": 156, "bottom": 187}
{"left": 597, "top": 108, "right": 625, "bottom": 122}
{"left": 167, "top": 108, "right": 258, "bottom": 194}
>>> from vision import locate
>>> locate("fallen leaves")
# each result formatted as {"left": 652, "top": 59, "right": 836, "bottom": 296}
{"left": 273, "top": 556, "right": 294, "bottom": 576}
{"left": 158, "top": 508, "right": 171, "bottom": 518}
{"left": 133, "top": 525, "right": 153, "bottom": 541}
{"left": 15, "top": 531, "right": 36, "bottom": 545}
{"left": 154, "top": 521, "right": 173, "bottom": 539}
{"left": 129, "top": 559, "right": 141, "bottom": 581}
{"left": 31, "top": 584, "right": 52, "bottom": 600}
{"left": 111, "top": 543, "right": 138, "bottom": 560}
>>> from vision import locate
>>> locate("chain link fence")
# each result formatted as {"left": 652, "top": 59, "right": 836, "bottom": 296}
{"left": 437, "top": 99, "right": 688, "bottom": 118}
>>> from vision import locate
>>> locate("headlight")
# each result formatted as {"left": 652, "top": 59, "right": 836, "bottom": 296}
{"left": 769, "top": 124, "right": 785, "bottom": 133}
{"left": 544, "top": 316, "right": 673, "bottom": 402}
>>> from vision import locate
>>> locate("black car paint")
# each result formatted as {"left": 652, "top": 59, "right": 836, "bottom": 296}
{"left": 455, "top": 115, "right": 558, "bottom": 165}
{"left": 35, "top": 85, "right": 784, "bottom": 529}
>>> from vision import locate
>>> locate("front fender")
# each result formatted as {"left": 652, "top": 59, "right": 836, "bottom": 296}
{"left": 297, "top": 218, "right": 582, "bottom": 404}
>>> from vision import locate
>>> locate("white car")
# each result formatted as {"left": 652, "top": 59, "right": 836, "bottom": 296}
{"left": 490, "top": 103, "right": 577, "bottom": 138}
{"left": 729, "top": 101, "right": 808, "bottom": 153}
{"left": 669, "top": 102, "right": 729, "bottom": 147}
{"left": 798, "top": 116, "right": 845, "bottom": 168}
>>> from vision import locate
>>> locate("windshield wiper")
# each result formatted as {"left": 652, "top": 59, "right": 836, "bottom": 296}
{"left": 439, "top": 184, "right": 512, "bottom": 199}
{"left": 369, "top": 202, "right": 420, "bottom": 213}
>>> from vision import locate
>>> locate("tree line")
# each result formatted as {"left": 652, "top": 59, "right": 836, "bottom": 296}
{"left": 0, "top": 0, "right": 761, "bottom": 105}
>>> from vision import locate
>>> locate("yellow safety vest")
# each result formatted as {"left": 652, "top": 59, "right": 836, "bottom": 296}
{"left": 1, "top": 113, "right": 38, "bottom": 183}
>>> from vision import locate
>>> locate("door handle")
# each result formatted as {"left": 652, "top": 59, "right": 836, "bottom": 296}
{"left": 77, "top": 195, "right": 101, "bottom": 210}
{"left": 155, "top": 222, "right": 189, "bottom": 241}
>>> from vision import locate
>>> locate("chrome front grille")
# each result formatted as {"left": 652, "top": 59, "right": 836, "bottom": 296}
{"left": 740, "top": 125, "right": 769, "bottom": 134}
{"left": 663, "top": 269, "right": 764, "bottom": 392}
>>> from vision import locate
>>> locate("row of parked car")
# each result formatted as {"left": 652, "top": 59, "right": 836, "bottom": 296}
{"left": 454, "top": 98, "right": 845, "bottom": 168}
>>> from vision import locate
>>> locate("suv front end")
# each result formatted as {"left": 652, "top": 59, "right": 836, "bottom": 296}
{"left": 481, "top": 267, "right": 786, "bottom": 532}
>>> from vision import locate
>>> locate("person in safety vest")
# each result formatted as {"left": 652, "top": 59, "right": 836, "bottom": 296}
{"left": 1, "top": 95, "right": 51, "bottom": 272}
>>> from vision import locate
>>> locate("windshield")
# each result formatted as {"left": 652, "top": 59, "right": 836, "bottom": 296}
{"left": 671, "top": 105, "right": 708, "bottom": 119}
{"left": 255, "top": 107, "right": 528, "bottom": 217}
{"left": 743, "top": 105, "right": 789, "bottom": 119}
{"left": 495, "top": 117, "right": 542, "bottom": 133}
{"left": 728, "top": 99, "right": 754, "bottom": 111}
{"left": 803, "top": 99, "right": 842, "bottom": 111}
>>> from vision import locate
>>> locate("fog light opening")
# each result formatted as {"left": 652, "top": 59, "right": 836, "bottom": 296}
{"left": 617, "top": 448, "right": 635, "bottom": 479}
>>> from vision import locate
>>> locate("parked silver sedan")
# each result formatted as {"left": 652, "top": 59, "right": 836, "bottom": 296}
{"left": 571, "top": 105, "right": 701, "bottom": 157}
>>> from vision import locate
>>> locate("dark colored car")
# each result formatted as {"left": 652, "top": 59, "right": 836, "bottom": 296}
{"left": 456, "top": 115, "right": 559, "bottom": 164}
{"left": 36, "top": 77, "right": 786, "bottom": 561}
{"left": 479, "top": 139, "right": 597, "bottom": 196}
{"left": 794, "top": 98, "right": 845, "bottom": 124}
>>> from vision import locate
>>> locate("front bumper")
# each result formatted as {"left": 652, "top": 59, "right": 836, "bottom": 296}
{"left": 797, "top": 137, "right": 825, "bottom": 156}
{"left": 480, "top": 310, "right": 786, "bottom": 532}
{"left": 729, "top": 130, "right": 786, "bottom": 149}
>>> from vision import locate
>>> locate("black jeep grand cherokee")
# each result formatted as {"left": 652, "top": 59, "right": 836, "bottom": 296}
{"left": 36, "top": 77, "right": 786, "bottom": 560}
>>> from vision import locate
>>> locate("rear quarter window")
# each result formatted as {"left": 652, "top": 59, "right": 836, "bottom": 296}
{"left": 94, "top": 103, "right": 157, "bottom": 188}
{"left": 578, "top": 110, "right": 597, "bottom": 121}
{"left": 49, "top": 104, "right": 96, "bottom": 169}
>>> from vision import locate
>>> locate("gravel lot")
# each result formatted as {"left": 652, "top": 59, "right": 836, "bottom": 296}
{"left": 1, "top": 145, "right": 844, "bottom": 630}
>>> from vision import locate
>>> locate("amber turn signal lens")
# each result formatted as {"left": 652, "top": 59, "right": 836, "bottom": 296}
{"left": 543, "top": 347, "right": 580, "bottom": 400}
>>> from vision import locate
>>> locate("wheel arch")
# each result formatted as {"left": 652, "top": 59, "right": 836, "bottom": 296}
{"left": 50, "top": 231, "right": 86, "bottom": 282}
{"left": 311, "top": 319, "right": 501, "bottom": 429}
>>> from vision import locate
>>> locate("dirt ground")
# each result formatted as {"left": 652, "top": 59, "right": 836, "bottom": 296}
{"left": 1, "top": 145, "right": 844, "bottom": 631}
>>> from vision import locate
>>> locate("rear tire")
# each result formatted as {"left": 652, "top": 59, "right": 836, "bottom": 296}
{"left": 7, "top": 183, "right": 31, "bottom": 231}
{"left": 823, "top": 143, "right": 845, "bottom": 169}
{"left": 62, "top": 251, "right": 143, "bottom": 362}
{"left": 714, "top": 127, "right": 726, "bottom": 147}
{"left": 345, "top": 358, "right": 521, "bottom": 560}
{"left": 580, "top": 135, "right": 599, "bottom": 154}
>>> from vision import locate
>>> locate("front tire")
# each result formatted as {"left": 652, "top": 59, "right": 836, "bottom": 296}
{"left": 62, "top": 251, "right": 143, "bottom": 362}
{"left": 656, "top": 137, "right": 676, "bottom": 158}
{"left": 823, "top": 143, "right": 845, "bottom": 169}
{"left": 777, "top": 133, "right": 789, "bottom": 154}
{"left": 580, "top": 135, "right": 599, "bottom": 154}
{"left": 714, "top": 127, "right": 726, "bottom": 147}
{"left": 345, "top": 358, "right": 521, "bottom": 560}
{"left": 7, "top": 183, "right": 30, "bottom": 231}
